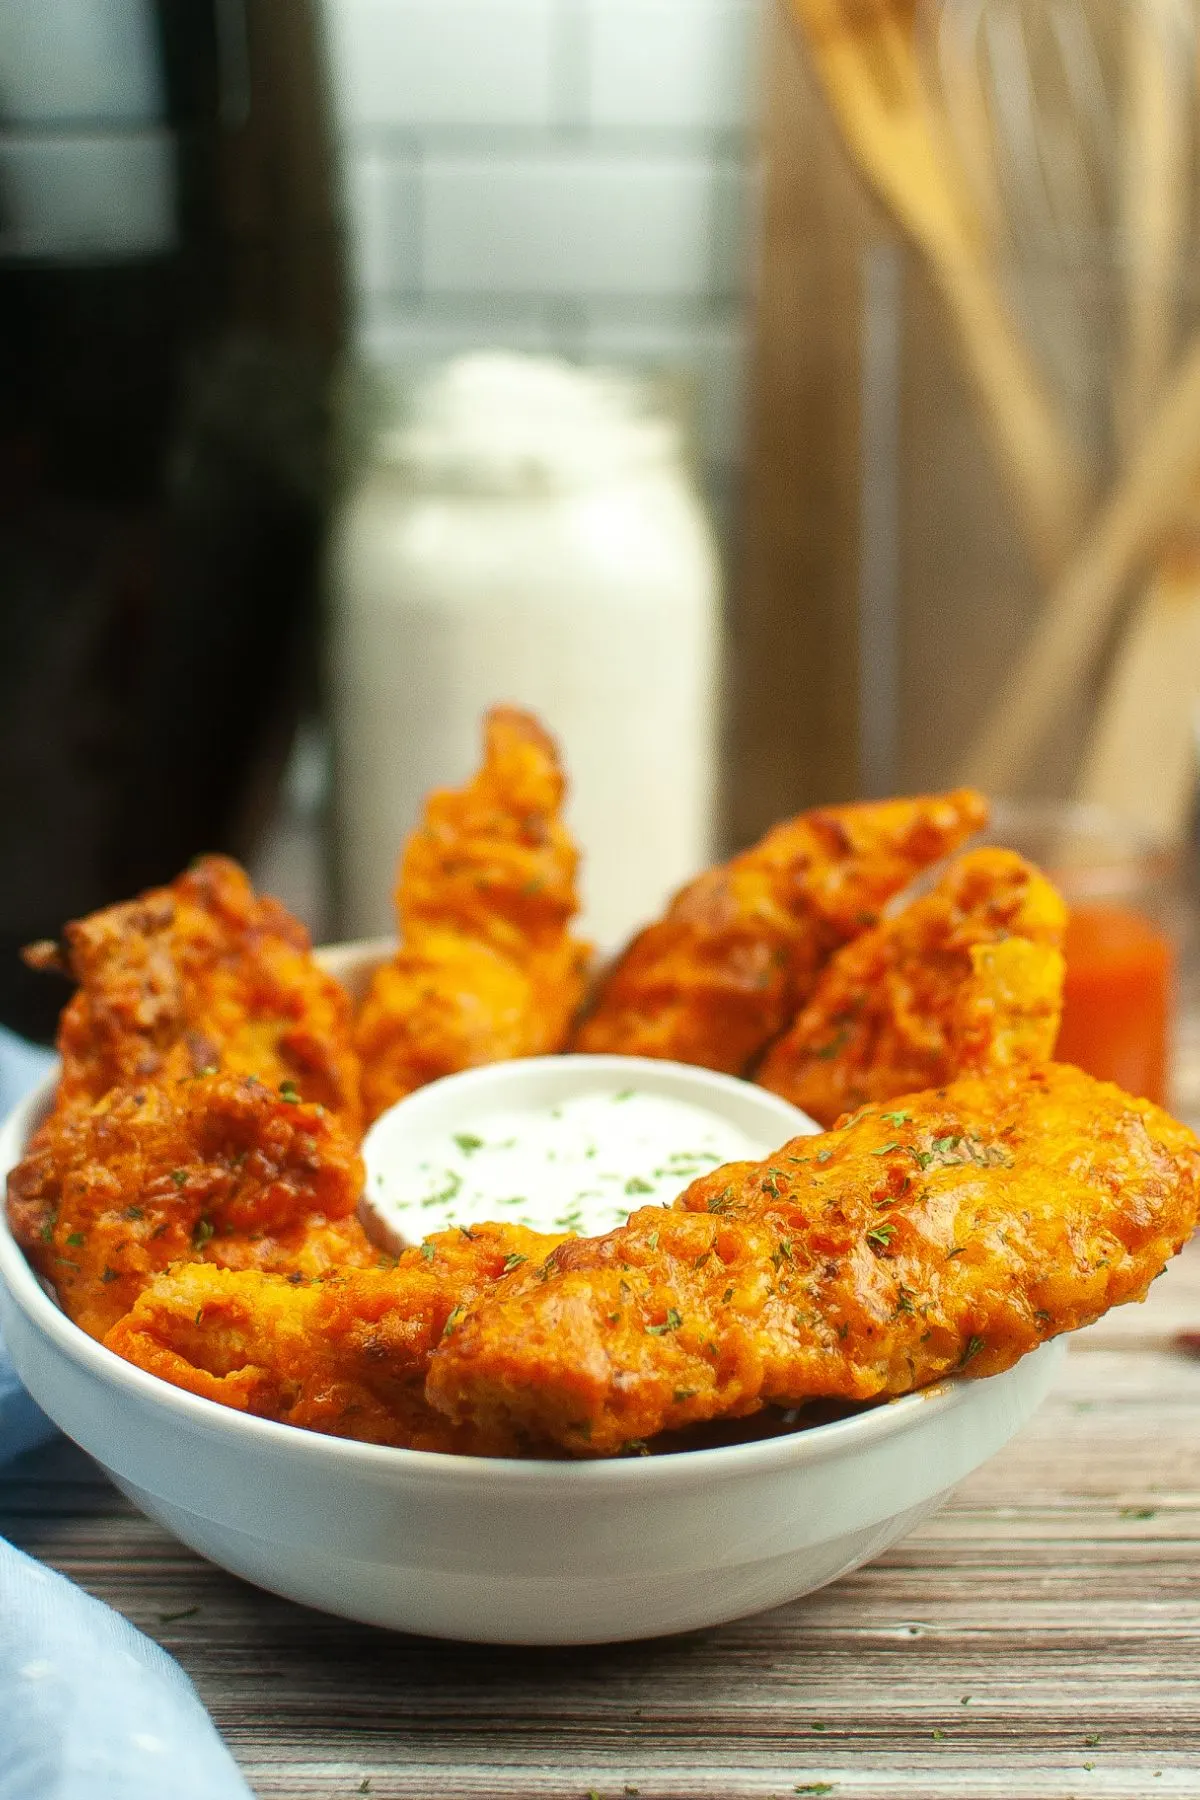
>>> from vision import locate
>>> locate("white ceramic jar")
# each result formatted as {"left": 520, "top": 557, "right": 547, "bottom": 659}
{"left": 326, "top": 353, "right": 722, "bottom": 949}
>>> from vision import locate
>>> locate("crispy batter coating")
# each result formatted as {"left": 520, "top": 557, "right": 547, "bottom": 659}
{"left": 425, "top": 1064, "right": 1200, "bottom": 1456}
{"left": 27, "top": 855, "right": 361, "bottom": 1132}
{"left": 756, "top": 849, "right": 1067, "bottom": 1124}
{"left": 571, "top": 789, "right": 989, "bottom": 1074}
{"left": 105, "top": 1223, "right": 564, "bottom": 1452}
{"left": 6, "top": 1073, "right": 372, "bottom": 1341}
{"left": 356, "top": 708, "right": 590, "bottom": 1122}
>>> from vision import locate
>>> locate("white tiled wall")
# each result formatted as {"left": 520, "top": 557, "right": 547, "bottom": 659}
{"left": 321, "top": 0, "right": 764, "bottom": 493}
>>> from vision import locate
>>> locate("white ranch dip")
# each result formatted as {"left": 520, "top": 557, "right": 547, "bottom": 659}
{"left": 363, "top": 1083, "right": 771, "bottom": 1244}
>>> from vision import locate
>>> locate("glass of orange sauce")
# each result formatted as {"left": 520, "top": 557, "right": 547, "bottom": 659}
{"left": 985, "top": 801, "right": 1185, "bottom": 1108}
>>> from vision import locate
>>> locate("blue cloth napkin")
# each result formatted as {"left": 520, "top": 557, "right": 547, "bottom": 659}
{"left": 0, "top": 1029, "right": 255, "bottom": 1800}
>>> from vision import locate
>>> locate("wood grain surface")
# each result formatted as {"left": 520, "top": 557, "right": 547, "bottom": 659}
{"left": 3, "top": 1249, "right": 1200, "bottom": 1799}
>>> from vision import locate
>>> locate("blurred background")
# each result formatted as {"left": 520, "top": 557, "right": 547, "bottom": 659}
{"left": 5, "top": 0, "right": 1200, "bottom": 1115}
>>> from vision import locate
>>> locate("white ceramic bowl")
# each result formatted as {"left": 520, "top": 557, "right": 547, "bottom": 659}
{"left": 0, "top": 942, "right": 1066, "bottom": 1644}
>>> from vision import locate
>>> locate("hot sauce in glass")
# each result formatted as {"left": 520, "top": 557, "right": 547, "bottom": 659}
{"left": 984, "top": 801, "right": 1180, "bottom": 1108}
{"left": 1055, "top": 904, "right": 1174, "bottom": 1105}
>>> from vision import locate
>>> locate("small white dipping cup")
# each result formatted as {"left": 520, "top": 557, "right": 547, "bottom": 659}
{"left": 359, "top": 1054, "right": 819, "bottom": 1250}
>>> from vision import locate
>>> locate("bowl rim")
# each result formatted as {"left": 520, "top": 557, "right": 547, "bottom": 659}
{"left": 0, "top": 940, "right": 1057, "bottom": 1495}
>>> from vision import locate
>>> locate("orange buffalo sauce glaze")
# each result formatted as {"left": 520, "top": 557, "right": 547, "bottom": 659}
{"left": 1055, "top": 904, "right": 1173, "bottom": 1105}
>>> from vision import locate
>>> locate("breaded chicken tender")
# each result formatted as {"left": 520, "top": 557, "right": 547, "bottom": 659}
{"left": 26, "top": 855, "right": 362, "bottom": 1132}
{"left": 106, "top": 1223, "right": 564, "bottom": 1452}
{"left": 425, "top": 1064, "right": 1200, "bottom": 1456}
{"left": 571, "top": 789, "right": 988, "bottom": 1074}
{"left": 356, "top": 709, "right": 590, "bottom": 1123}
{"left": 6, "top": 1073, "right": 373, "bottom": 1340}
{"left": 756, "top": 849, "right": 1067, "bottom": 1124}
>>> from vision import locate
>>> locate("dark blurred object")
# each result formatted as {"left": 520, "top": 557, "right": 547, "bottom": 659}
{"left": 0, "top": 0, "right": 344, "bottom": 1039}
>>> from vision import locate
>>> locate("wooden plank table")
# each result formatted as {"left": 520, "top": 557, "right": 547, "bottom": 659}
{"left": 3, "top": 1246, "right": 1200, "bottom": 1800}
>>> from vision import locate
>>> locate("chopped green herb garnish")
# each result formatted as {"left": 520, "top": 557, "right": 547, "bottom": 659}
{"left": 453, "top": 1133, "right": 484, "bottom": 1155}
{"left": 420, "top": 1243, "right": 436, "bottom": 1262}
{"left": 945, "top": 1245, "right": 966, "bottom": 1259}
{"left": 121, "top": 1205, "right": 144, "bottom": 1221}
{"left": 65, "top": 1232, "right": 86, "bottom": 1248}
{"left": 502, "top": 1252, "right": 527, "bottom": 1274}
{"left": 422, "top": 1170, "right": 463, "bottom": 1207}
{"left": 673, "top": 1388, "right": 698, "bottom": 1402}
{"left": 959, "top": 1334, "right": 985, "bottom": 1367}
{"left": 100, "top": 1266, "right": 119, "bottom": 1284}
{"left": 612, "top": 1089, "right": 635, "bottom": 1102}
{"left": 170, "top": 1169, "right": 188, "bottom": 1189}
{"left": 866, "top": 1224, "right": 895, "bottom": 1250}
{"left": 192, "top": 1217, "right": 214, "bottom": 1249}
{"left": 646, "top": 1307, "right": 682, "bottom": 1336}
{"left": 815, "top": 1149, "right": 833, "bottom": 1164}
{"left": 882, "top": 1111, "right": 911, "bottom": 1125}
{"left": 278, "top": 1079, "right": 301, "bottom": 1103}
{"left": 910, "top": 1133, "right": 1013, "bottom": 1172}
{"left": 871, "top": 1142, "right": 900, "bottom": 1156}
{"left": 625, "top": 1177, "right": 654, "bottom": 1195}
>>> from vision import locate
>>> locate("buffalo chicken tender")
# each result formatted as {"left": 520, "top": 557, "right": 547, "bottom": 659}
{"left": 425, "top": 1064, "right": 1200, "bottom": 1456}
{"left": 356, "top": 708, "right": 590, "bottom": 1123}
{"left": 756, "top": 848, "right": 1067, "bottom": 1124}
{"left": 106, "top": 1223, "right": 565, "bottom": 1453}
{"left": 571, "top": 789, "right": 989, "bottom": 1075}
{"left": 7, "top": 1073, "right": 373, "bottom": 1341}
{"left": 26, "top": 855, "right": 362, "bottom": 1133}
